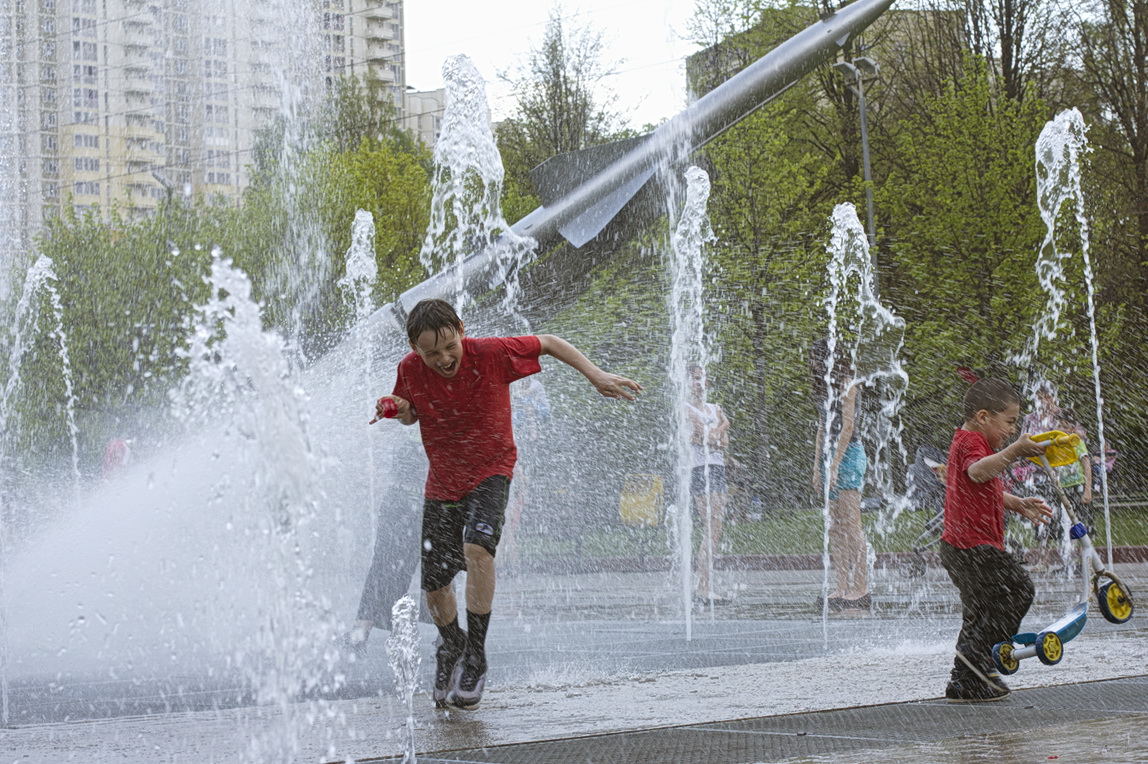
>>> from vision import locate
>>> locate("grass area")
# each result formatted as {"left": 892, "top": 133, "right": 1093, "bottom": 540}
{"left": 519, "top": 505, "right": 1148, "bottom": 560}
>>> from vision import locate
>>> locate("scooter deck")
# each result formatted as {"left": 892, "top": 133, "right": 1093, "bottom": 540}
{"left": 1013, "top": 601, "right": 1088, "bottom": 647}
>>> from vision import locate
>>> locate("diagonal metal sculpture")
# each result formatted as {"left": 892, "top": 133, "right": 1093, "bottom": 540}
{"left": 372, "top": 0, "right": 897, "bottom": 330}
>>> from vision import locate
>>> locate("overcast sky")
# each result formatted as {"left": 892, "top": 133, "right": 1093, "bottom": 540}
{"left": 404, "top": 0, "right": 701, "bottom": 129}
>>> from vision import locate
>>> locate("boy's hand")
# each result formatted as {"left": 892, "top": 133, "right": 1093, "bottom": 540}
{"left": 591, "top": 373, "right": 643, "bottom": 401}
{"left": 1016, "top": 495, "right": 1054, "bottom": 525}
{"left": 1008, "top": 434, "right": 1049, "bottom": 460}
{"left": 369, "top": 395, "right": 415, "bottom": 424}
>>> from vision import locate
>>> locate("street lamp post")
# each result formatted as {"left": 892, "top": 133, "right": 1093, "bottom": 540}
{"left": 833, "top": 56, "right": 879, "bottom": 256}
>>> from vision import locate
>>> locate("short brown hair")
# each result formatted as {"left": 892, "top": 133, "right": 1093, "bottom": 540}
{"left": 406, "top": 298, "right": 462, "bottom": 344}
{"left": 962, "top": 377, "right": 1019, "bottom": 421}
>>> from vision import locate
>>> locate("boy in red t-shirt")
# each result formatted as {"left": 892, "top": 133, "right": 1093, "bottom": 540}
{"left": 940, "top": 377, "right": 1053, "bottom": 702}
{"left": 374, "top": 298, "right": 641, "bottom": 709}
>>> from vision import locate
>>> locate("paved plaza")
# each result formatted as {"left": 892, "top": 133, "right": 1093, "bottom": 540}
{"left": 2, "top": 557, "right": 1145, "bottom": 762}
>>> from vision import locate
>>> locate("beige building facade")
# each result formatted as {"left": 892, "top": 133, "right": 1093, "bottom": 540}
{"left": 6, "top": 0, "right": 404, "bottom": 245}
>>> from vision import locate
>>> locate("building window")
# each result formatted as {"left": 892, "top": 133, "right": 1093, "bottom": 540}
{"left": 72, "top": 63, "right": 98, "bottom": 82}
{"left": 72, "top": 87, "right": 99, "bottom": 108}
{"left": 71, "top": 17, "right": 97, "bottom": 36}
{"left": 43, "top": 160, "right": 60, "bottom": 176}
{"left": 42, "top": 135, "right": 59, "bottom": 153}
{"left": 74, "top": 157, "right": 100, "bottom": 172}
{"left": 41, "top": 111, "right": 57, "bottom": 129}
{"left": 72, "top": 41, "right": 98, "bottom": 61}
{"left": 43, "top": 182, "right": 60, "bottom": 198}
{"left": 74, "top": 133, "right": 99, "bottom": 148}
{"left": 73, "top": 181, "right": 100, "bottom": 196}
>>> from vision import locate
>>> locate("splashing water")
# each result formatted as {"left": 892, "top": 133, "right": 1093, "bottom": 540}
{"left": 667, "top": 166, "right": 717, "bottom": 638}
{"left": 339, "top": 209, "right": 382, "bottom": 524}
{"left": 1021, "top": 108, "right": 1113, "bottom": 564}
{"left": 419, "top": 55, "right": 536, "bottom": 324}
{"left": 172, "top": 252, "right": 341, "bottom": 762}
{"left": 818, "top": 204, "right": 908, "bottom": 639}
{"left": 257, "top": 1, "right": 328, "bottom": 353}
{"left": 340, "top": 210, "right": 380, "bottom": 325}
{"left": 0, "top": 10, "right": 20, "bottom": 309}
{"left": 0, "top": 255, "right": 83, "bottom": 723}
{"left": 386, "top": 596, "right": 421, "bottom": 764}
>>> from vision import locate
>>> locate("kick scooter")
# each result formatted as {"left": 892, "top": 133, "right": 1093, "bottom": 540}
{"left": 992, "top": 431, "right": 1135, "bottom": 674}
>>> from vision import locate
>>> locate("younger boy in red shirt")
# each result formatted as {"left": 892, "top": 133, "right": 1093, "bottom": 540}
{"left": 375, "top": 298, "right": 641, "bottom": 709}
{"left": 940, "top": 378, "right": 1052, "bottom": 702}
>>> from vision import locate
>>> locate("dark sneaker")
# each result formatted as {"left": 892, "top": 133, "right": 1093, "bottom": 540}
{"left": 945, "top": 675, "right": 1010, "bottom": 703}
{"left": 433, "top": 634, "right": 467, "bottom": 709}
{"left": 449, "top": 648, "right": 488, "bottom": 709}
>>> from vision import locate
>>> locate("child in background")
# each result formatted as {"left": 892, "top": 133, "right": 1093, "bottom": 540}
{"left": 940, "top": 378, "right": 1053, "bottom": 702}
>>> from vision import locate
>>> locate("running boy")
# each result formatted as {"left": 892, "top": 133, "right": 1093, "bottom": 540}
{"left": 374, "top": 298, "right": 641, "bottom": 709}
{"left": 940, "top": 378, "right": 1053, "bottom": 702}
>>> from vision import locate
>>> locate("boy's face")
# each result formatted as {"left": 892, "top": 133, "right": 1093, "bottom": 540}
{"left": 977, "top": 402, "right": 1021, "bottom": 449}
{"left": 411, "top": 324, "right": 465, "bottom": 379}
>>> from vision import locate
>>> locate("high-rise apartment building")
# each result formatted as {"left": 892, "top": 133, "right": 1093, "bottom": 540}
{"left": 403, "top": 87, "right": 444, "bottom": 148}
{"left": 5, "top": 0, "right": 404, "bottom": 246}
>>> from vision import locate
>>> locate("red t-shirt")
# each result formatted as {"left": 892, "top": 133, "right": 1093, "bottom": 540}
{"left": 392, "top": 335, "right": 542, "bottom": 500}
{"left": 941, "top": 428, "right": 1006, "bottom": 550}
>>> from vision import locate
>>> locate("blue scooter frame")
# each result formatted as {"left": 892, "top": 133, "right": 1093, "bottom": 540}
{"left": 992, "top": 448, "right": 1135, "bottom": 675}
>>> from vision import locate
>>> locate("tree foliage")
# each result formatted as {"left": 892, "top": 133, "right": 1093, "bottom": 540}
{"left": 9, "top": 78, "right": 431, "bottom": 476}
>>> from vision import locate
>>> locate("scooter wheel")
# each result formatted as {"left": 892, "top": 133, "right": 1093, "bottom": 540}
{"left": 992, "top": 641, "right": 1020, "bottom": 675}
{"left": 1097, "top": 581, "right": 1134, "bottom": 624}
{"left": 1036, "top": 631, "right": 1063, "bottom": 666}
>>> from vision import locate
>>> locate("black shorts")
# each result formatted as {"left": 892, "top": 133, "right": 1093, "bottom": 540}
{"left": 421, "top": 475, "right": 511, "bottom": 592}
{"left": 690, "top": 465, "right": 727, "bottom": 496}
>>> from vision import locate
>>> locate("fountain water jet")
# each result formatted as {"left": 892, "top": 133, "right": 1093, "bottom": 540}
{"left": 1018, "top": 108, "right": 1114, "bottom": 565}
{"left": 817, "top": 204, "right": 908, "bottom": 641}
{"left": 667, "top": 166, "right": 718, "bottom": 637}
{"left": 0, "top": 256, "right": 82, "bottom": 723}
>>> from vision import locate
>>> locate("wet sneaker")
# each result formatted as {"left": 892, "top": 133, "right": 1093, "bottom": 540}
{"left": 449, "top": 647, "right": 487, "bottom": 709}
{"left": 945, "top": 675, "right": 1010, "bottom": 703}
{"left": 433, "top": 634, "right": 467, "bottom": 709}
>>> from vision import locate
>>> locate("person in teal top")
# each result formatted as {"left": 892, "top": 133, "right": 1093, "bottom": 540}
{"left": 809, "top": 338, "right": 870, "bottom": 612}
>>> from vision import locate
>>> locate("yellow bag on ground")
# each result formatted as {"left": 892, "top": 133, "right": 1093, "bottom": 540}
{"left": 619, "top": 474, "right": 664, "bottom": 526}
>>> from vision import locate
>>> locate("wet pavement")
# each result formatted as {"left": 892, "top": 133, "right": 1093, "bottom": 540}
{"left": 403, "top": 677, "right": 1148, "bottom": 764}
{"left": 2, "top": 557, "right": 1145, "bottom": 762}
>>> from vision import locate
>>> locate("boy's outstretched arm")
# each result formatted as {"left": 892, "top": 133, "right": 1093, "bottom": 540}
{"left": 1004, "top": 492, "right": 1053, "bottom": 525}
{"left": 968, "top": 434, "right": 1046, "bottom": 483}
{"left": 537, "top": 335, "right": 642, "bottom": 401}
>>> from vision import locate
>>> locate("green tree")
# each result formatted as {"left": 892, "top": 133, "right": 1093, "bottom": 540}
{"left": 496, "top": 7, "right": 626, "bottom": 223}
{"left": 878, "top": 59, "right": 1049, "bottom": 443}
